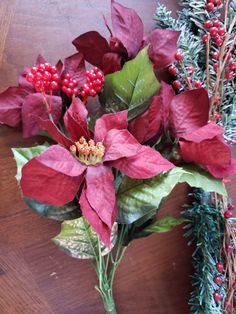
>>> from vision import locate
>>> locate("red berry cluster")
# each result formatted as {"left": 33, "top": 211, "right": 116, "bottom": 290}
{"left": 26, "top": 63, "right": 59, "bottom": 92}
{"left": 62, "top": 73, "right": 79, "bottom": 97}
{"left": 206, "top": 0, "right": 222, "bottom": 12}
{"left": 81, "top": 67, "right": 104, "bottom": 98}
{"left": 202, "top": 19, "right": 225, "bottom": 48}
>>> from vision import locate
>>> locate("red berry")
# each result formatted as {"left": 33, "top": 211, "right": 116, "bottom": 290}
{"left": 26, "top": 72, "right": 34, "bottom": 82}
{"left": 224, "top": 209, "right": 233, "bottom": 218}
{"left": 218, "top": 27, "right": 225, "bottom": 36}
{"left": 202, "top": 34, "right": 208, "bottom": 43}
{"left": 62, "top": 79, "right": 69, "bottom": 87}
{"left": 210, "top": 27, "right": 218, "bottom": 37}
{"left": 214, "top": 95, "right": 220, "bottom": 104}
{"left": 62, "top": 86, "right": 67, "bottom": 93}
{"left": 68, "top": 82, "right": 74, "bottom": 89}
{"left": 225, "top": 71, "right": 234, "bottom": 79}
{"left": 172, "top": 80, "right": 181, "bottom": 89}
{"left": 93, "top": 67, "right": 99, "bottom": 73}
{"left": 81, "top": 90, "right": 86, "bottom": 98}
{"left": 96, "top": 71, "right": 104, "bottom": 79}
{"left": 216, "top": 262, "right": 224, "bottom": 273}
{"left": 52, "top": 73, "right": 60, "bottom": 81}
{"left": 206, "top": 3, "right": 215, "bottom": 11}
{"left": 89, "top": 89, "right": 97, "bottom": 97}
{"left": 50, "top": 66, "right": 57, "bottom": 74}
{"left": 88, "top": 72, "right": 96, "bottom": 81}
{"left": 174, "top": 49, "right": 183, "bottom": 61}
{"left": 207, "top": 0, "right": 214, "bottom": 2}
{"left": 229, "top": 61, "right": 236, "bottom": 70}
{"left": 226, "top": 243, "right": 234, "bottom": 253}
{"left": 83, "top": 84, "right": 90, "bottom": 92}
{"left": 168, "top": 65, "right": 177, "bottom": 76}
{"left": 31, "top": 66, "right": 37, "bottom": 74}
{"left": 213, "top": 19, "right": 220, "bottom": 27}
{"left": 43, "top": 80, "right": 51, "bottom": 89}
{"left": 204, "top": 20, "right": 213, "bottom": 29}
{"left": 44, "top": 63, "right": 51, "bottom": 71}
{"left": 212, "top": 52, "right": 220, "bottom": 60}
{"left": 38, "top": 63, "right": 46, "bottom": 73}
{"left": 34, "top": 80, "right": 43, "bottom": 88}
{"left": 213, "top": 63, "right": 219, "bottom": 71}
{"left": 64, "top": 73, "right": 71, "bottom": 80}
{"left": 35, "top": 72, "right": 43, "bottom": 80}
{"left": 72, "top": 79, "right": 78, "bottom": 86}
{"left": 73, "top": 88, "right": 78, "bottom": 95}
{"left": 93, "top": 79, "right": 102, "bottom": 87}
{"left": 66, "top": 87, "right": 73, "bottom": 96}
{"left": 50, "top": 81, "right": 58, "bottom": 90}
{"left": 194, "top": 80, "right": 202, "bottom": 88}
{"left": 215, "top": 0, "right": 222, "bottom": 6}
{"left": 94, "top": 86, "right": 102, "bottom": 93}
{"left": 215, "top": 37, "right": 223, "bottom": 47}
{"left": 214, "top": 112, "right": 221, "bottom": 121}
{"left": 42, "top": 71, "right": 51, "bottom": 81}
{"left": 202, "top": 34, "right": 208, "bottom": 44}
{"left": 187, "top": 66, "right": 195, "bottom": 75}
{"left": 213, "top": 291, "right": 222, "bottom": 302}
{"left": 214, "top": 276, "right": 223, "bottom": 285}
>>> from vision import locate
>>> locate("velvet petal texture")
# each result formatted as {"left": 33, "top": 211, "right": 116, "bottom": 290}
{"left": 111, "top": 0, "right": 144, "bottom": 57}
{"left": 21, "top": 146, "right": 86, "bottom": 206}
{"left": 94, "top": 110, "right": 128, "bottom": 141}
{"left": 22, "top": 93, "right": 62, "bottom": 138}
{"left": 62, "top": 52, "right": 86, "bottom": 88}
{"left": 109, "top": 145, "right": 174, "bottom": 179}
{"left": 0, "top": 87, "right": 28, "bottom": 127}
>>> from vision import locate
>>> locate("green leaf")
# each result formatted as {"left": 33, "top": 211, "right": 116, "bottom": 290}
{"left": 23, "top": 197, "right": 81, "bottom": 221}
{"left": 117, "top": 166, "right": 227, "bottom": 224}
{"left": 53, "top": 218, "right": 118, "bottom": 259}
{"left": 139, "top": 216, "right": 187, "bottom": 236}
{"left": 12, "top": 144, "right": 49, "bottom": 182}
{"left": 99, "top": 47, "right": 160, "bottom": 120}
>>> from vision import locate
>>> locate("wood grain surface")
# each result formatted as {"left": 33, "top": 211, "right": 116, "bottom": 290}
{"left": 0, "top": 1, "right": 235, "bottom": 313}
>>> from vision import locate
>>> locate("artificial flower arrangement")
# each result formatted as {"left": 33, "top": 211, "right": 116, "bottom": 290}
{"left": 0, "top": 0, "right": 236, "bottom": 313}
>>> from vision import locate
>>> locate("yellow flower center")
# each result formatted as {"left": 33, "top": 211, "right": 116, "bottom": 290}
{"left": 70, "top": 136, "right": 105, "bottom": 165}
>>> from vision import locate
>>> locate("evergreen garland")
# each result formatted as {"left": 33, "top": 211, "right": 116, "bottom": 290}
{"left": 183, "top": 189, "right": 226, "bottom": 313}
{"left": 154, "top": 2, "right": 236, "bottom": 142}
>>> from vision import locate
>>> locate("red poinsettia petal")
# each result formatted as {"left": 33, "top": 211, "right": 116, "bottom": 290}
{"left": 94, "top": 110, "right": 128, "bottom": 142}
{"left": 158, "top": 82, "right": 175, "bottom": 131}
{"left": 72, "top": 31, "right": 110, "bottom": 69}
{"left": 109, "top": 145, "right": 174, "bottom": 179}
{"left": 36, "top": 145, "right": 87, "bottom": 176}
{"left": 21, "top": 153, "right": 85, "bottom": 206}
{"left": 64, "top": 97, "right": 90, "bottom": 141}
{"left": 56, "top": 60, "right": 63, "bottom": 75}
{"left": 111, "top": 0, "right": 143, "bottom": 57}
{"left": 0, "top": 87, "right": 28, "bottom": 127}
{"left": 63, "top": 52, "right": 86, "bottom": 88}
{"left": 206, "top": 159, "right": 236, "bottom": 178}
{"left": 36, "top": 54, "right": 47, "bottom": 65}
{"left": 85, "top": 165, "right": 116, "bottom": 229}
{"left": 102, "top": 52, "right": 122, "bottom": 75}
{"left": 170, "top": 88, "right": 210, "bottom": 137}
{"left": 103, "top": 129, "right": 141, "bottom": 161}
{"left": 179, "top": 137, "right": 231, "bottom": 167}
{"left": 22, "top": 93, "right": 62, "bottom": 138}
{"left": 129, "top": 95, "right": 161, "bottom": 143}
{"left": 145, "top": 29, "right": 180, "bottom": 69}
{"left": 79, "top": 189, "right": 111, "bottom": 247}
{"left": 180, "top": 122, "right": 224, "bottom": 142}
{"left": 38, "top": 118, "right": 73, "bottom": 149}
{"left": 109, "top": 37, "right": 127, "bottom": 54}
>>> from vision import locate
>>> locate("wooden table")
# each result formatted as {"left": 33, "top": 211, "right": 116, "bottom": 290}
{"left": 0, "top": 1, "right": 235, "bottom": 313}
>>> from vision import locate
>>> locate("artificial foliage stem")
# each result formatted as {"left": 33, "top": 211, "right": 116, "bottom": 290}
{"left": 42, "top": 92, "right": 54, "bottom": 122}
{"left": 95, "top": 225, "right": 127, "bottom": 314}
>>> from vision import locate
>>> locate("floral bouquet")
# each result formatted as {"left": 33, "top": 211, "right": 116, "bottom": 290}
{"left": 0, "top": 0, "right": 236, "bottom": 313}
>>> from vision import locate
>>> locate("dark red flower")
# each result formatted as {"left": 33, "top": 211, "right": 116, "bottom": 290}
{"left": 72, "top": 0, "right": 180, "bottom": 74}
{"left": 21, "top": 98, "right": 174, "bottom": 246}
{"left": 133, "top": 82, "right": 236, "bottom": 178}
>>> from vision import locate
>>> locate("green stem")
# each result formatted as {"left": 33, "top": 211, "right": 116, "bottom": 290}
{"left": 94, "top": 225, "right": 128, "bottom": 314}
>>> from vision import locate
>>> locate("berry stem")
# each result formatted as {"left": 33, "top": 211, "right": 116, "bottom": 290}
{"left": 205, "top": 34, "right": 211, "bottom": 92}
{"left": 179, "top": 61, "right": 193, "bottom": 89}
{"left": 42, "top": 92, "right": 54, "bottom": 122}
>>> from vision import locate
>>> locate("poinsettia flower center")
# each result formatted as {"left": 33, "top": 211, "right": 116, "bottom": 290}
{"left": 70, "top": 136, "right": 105, "bottom": 165}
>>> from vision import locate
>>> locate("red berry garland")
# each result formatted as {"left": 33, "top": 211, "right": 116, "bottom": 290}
{"left": 81, "top": 67, "right": 104, "bottom": 99}
{"left": 26, "top": 63, "right": 60, "bottom": 92}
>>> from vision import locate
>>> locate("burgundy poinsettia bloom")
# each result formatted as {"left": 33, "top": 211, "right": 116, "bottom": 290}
{"left": 72, "top": 0, "right": 180, "bottom": 74}
{"left": 21, "top": 98, "right": 174, "bottom": 246}
{"left": 130, "top": 82, "right": 236, "bottom": 178}
{"left": 0, "top": 53, "right": 86, "bottom": 137}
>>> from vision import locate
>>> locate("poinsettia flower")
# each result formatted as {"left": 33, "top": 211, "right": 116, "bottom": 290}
{"left": 20, "top": 98, "right": 174, "bottom": 246}
{"left": 132, "top": 82, "right": 236, "bottom": 178}
{"left": 0, "top": 53, "right": 86, "bottom": 137}
{"left": 72, "top": 0, "right": 180, "bottom": 74}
